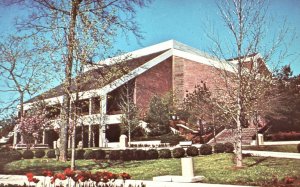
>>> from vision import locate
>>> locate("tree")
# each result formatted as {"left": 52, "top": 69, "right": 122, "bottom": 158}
{"left": 0, "top": 35, "right": 50, "bottom": 146}
{"left": 183, "top": 83, "right": 230, "bottom": 143}
{"left": 206, "top": 0, "right": 292, "bottom": 167}
{"left": 18, "top": 111, "right": 47, "bottom": 148}
{"left": 3, "top": 0, "right": 151, "bottom": 162}
{"left": 119, "top": 81, "right": 140, "bottom": 144}
{"left": 146, "top": 94, "right": 173, "bottom": 136}
{"left": 268, "top": 65, "right": 300, "bottom": 132}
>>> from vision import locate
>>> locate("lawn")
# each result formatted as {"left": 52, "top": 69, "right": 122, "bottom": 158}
{"left": 243, "top": 144, "right": 298, "bottom": 153}
{"left": 1, "top": 154, "right": 300, "bottom": 186}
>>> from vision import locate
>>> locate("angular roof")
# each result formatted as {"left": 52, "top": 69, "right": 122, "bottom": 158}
{"left": 25, "top": 50, "right": 166, "bottom": 104}
{"left": 24, "top": 40, "right": 267, "bottom": 107}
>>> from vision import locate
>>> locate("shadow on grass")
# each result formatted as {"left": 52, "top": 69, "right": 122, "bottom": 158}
{"left": 94, "top": 160, "right": 152, "bottom": 170}
{"left": 247, "top": 157, "right": 268, "bottom": 167}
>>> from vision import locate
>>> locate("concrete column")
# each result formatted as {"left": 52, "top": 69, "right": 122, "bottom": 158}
{"left": 42, "top": 129, "right": 46, "bottom": 144}
{"left": 98, "top": 94, "right": 107, "bottom": 147}
{"left": 68, "top": 135, "right": 71, "bottom": 148}
{"left": 13, "top": 127, "right": 18, "bottom": 147}
{"left": 181, "top": 157, "right": 194, "bottom": 177}
{"left": 21, "top": 135, "right": 24, "bottom": 144}
{"left": 258, "top": 134, "right": 264, "bottom": 145}
{"left": 92, "top": 131, "right": 95, "bottom": 147}
{"left": 119, "top": 135, "right": 128, "bottom": 149}
{"left": 88, "top": 124, "right": 92, "bottom": 148}
{"left": 88, "top": 98, "right": 92, "bottom": 148}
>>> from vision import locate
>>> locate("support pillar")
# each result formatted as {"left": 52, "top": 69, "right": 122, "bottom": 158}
{"left": 88, "top": 124, "right": 92, "bottom": 147}
{"left": 13, "top": 127, "right": 18, "bottom": 147}
{"left": 68, "top": 135, "right": 71, "bottom": 149}
{"left": 98, "top": 94, "right": 107, "bottom": 147}
{"left": 88, "top": 98, "right": 93, "bottom": 148}
{"left": 99, "top": 126, "right": 106, "bottom": 147}
{"left": 42, "top": 129, "right": 46, "bottom": 144}
{"left": 92, "top": 131, "right": 95, "bottom": 147}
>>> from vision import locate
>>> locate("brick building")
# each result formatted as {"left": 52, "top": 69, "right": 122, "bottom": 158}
{"left": 16, "top": 40, "right": 265, "bottom": 148}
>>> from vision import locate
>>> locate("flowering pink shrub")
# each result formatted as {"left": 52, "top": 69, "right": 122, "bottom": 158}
{"left": 18, "top": 113, "right": 47, "bottom": 145}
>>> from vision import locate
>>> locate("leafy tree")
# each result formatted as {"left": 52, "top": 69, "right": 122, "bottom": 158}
{"left": 268, "top": 65, "right": 300, "bottom": 132}
{"left": 146, "top": 94, "right": 174, "bottom": 136}
{"left": 183, "top": 83, "right": 230, "bottom": 143}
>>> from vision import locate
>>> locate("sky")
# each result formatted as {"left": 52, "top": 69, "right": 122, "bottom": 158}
{"left": 0, "top": 0, "right": 300, "bottom": 118}
{"left": 114, "top": 0, "right": 300, "bottom": 75}
{"left": 0, "top": 0, "right": 299, "bottom": 74}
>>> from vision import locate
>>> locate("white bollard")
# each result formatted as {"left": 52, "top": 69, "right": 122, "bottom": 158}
{"left": 258, "top": 134, "right": 264, "bottom": 145}
{"left": 119, "top": 134, "right": 128, "bottom": 149}
{"left": 181, "top": 157, "right": 194, "bottom": 177}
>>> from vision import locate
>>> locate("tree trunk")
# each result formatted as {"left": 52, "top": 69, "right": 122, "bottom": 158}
{"left": 71, "top": 121, "right": 76, "bottom": 170}
{"left": 254, "top": 112, "right": 259, "bottom": 147}
{"left": 59, "top": 0, "right": 80, "bottom": 162}
{"left": 127, "top": 83, "right": 131, "bottom": 145}
{"left": 19, "top": 91, "right": 24, "bottom": 144}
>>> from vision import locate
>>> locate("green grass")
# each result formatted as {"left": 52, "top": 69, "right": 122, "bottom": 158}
{"left": 243, "top": 144, "right": 298, "bottom": 153}
{"left": 1, "top": 154, "right": 300, "bottom": 186}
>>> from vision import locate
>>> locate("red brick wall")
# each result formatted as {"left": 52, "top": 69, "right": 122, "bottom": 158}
{"left": 173, "top": 56, "right": 228, "bottom": 102}
{"left": 134, "top": 57, "right": 173, "bottom": 113}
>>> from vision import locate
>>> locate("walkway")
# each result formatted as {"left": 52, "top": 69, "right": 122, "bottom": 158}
{"left": 243, "top": 150, "right": 300, "bottom": 159}
{"left": 0, "top": 174, "right": 256, "bottom": 187}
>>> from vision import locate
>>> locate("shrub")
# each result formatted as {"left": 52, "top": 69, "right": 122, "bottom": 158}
{"left": 133, "top": 133, "right": 185, "bottom": 146}
{"left": 172, "top": 147, "right": 185, "bottom": 158}
{"left": 47, "top": 149, "right": 56, "bottom": 158}
{"left": 224, "top": 142, "right": 234, "bottom": 153}
{"left": 159, "top": 149, "right": 172, "bottom": 159}
{"left": 76, "top": 149, "right": 85, "bottom": 159}
{"left": 0, "top": 150, "right": 22, "bottom": 161}
{"left": 34, "top": 150, "right": 45, "bottom": 158}
{"left": 109, "top": 150, "right": 121, "bottom": 160}
{"left": 297, "top": 143, "right": 300, "bottom": 153}
{"left": 146, "top": 149, "right": 159, "bottom": 160}
{"left": 94, "top": 149, "right": 106, "bottom": 160}
{"left": 67, "top": 150, "right": 72, "bottom": 158}
{"left": 134, "top": 149, "right": 146, "bottom": 160}
{"left": 214, "top": 143, "right": 225, "bottom": 153}
{"left": 121, "top": 149, "right": 134, "bottom": 161}
{"left": 200, "top": 144, "right": 212, "bottom": 155}
{"left": 9, "top": 150, "right": 23, "bottom": 160}
{"left": 22, "top": 150, "right": 34, "bottom": 159}
{"left": 66, "top": 149, "right": 85, "bottom": 159}
{"left": 186, "top": 146, "right": 199, "bottom": 156}
{"left": 84, "top": 150, "right": 94, "bottom": 159}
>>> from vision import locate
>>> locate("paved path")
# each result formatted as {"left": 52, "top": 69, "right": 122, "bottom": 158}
{"left": 243, "top": 150, "right": 300, "bottom": 159}
{"left": 0, "top": 174, "right": 256, "bottom": 187}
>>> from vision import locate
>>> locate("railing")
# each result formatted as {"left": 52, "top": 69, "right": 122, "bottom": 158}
{"left": 49, "top": 113, "right": 122, "bottom": 126}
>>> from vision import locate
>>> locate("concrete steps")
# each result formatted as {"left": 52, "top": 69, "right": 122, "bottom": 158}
{"left": 209, "top": 128, "right": 258, "bottom": 145}
{"left": 0, "top": 130, "right": 14, "bottom": 144}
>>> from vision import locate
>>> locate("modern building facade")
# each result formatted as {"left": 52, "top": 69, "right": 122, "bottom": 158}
{"left": 15, "top": 40, "right": 266, "bottom": 148}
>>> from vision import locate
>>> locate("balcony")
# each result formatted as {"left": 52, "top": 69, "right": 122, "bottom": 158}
{"left": 49, "top": 113, "right": 122, "bottom": 127}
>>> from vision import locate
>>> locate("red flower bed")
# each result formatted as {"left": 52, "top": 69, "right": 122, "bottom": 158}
{"left": 26, "top": 168, "right": 132, "bottom": 187}
{"left": 266, "top": 131, "right": 300, "bottom": 141}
